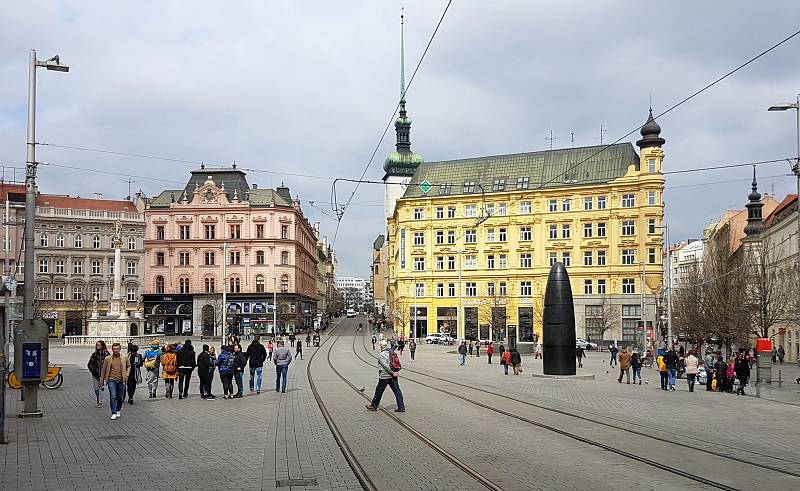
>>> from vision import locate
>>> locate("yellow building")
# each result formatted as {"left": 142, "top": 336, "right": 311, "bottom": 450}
{"left": 385, "top": 111, "right": 666, "bottom": 350}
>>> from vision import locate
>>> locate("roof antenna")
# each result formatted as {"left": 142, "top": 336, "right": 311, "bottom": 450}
{"left": 120, "top": 177, "right": 135, "bottom": 201}
{"left": 545, "top": 129, "right": 557, "bottom": 150}
{"left": 599, "top": 123, "right": 607, "bottom": 145}
{"left": 570, "top": 131, "right": 575, "bottom": 148}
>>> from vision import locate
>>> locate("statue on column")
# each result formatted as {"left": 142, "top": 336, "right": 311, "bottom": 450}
{"left": 111, "top": 220, "right": 123, "bottom": 249}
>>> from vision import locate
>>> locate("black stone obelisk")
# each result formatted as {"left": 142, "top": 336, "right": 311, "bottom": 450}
{"left": 542, "top": 262, "right": 576, "bottom": 375}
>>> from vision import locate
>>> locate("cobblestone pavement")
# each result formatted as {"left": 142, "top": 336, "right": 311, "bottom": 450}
{"left": 3, "top": 318, "right": 800, "bottom": 490}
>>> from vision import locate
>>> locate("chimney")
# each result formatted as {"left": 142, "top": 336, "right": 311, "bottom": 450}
{"left": 94, "top": 192, "right": 103, "bottom": 200}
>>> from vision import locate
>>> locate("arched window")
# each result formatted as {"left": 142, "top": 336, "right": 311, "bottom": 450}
{"left": 255, "top": 275, "right": 265, "bottom": 293}
{"left": 39, "top": 233, "right": 49, "bottom": 247}
{"left": 205, "top": 277, "right": 215, "bottom": 293}
{"left": 256, "top": 250, "right": 265, "bottom": 265}
{"left": 56, "top": 233, "right": 64, "bottom": 248}
{"left": 74, "top": 234, "right": 83, "bottom": 248}
{"left": 93, "top": 235, "right": 101, "bottom": 248}
{"left": 155, "top": 276, "right": 165, "bottom": 294}
{"left": 229, "top": 277, "right": 240, "bottom": 293}
{"left": 280, "top": 251, "right": 289, "bottom": 265}
{"left": 179, "top": 278, "right": 190, "bottom": 294}
{"left": 281, "top": 275, "right": 289, "bottom": 292}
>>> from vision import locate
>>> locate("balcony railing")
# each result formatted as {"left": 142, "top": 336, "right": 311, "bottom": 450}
{"left": 36, "top": 207, "right": 143, "bottom": 222}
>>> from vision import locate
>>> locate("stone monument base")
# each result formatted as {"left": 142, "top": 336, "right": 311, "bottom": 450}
{"left": 532, "top": 372, "right": 596, "bottom": 380}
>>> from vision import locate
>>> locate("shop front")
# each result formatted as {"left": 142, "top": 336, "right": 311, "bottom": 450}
{"left": 143, "top": 294, "right": 193, "bottom": 336}
{"left": 225, "top": 299, "right": 273, "bottom": 336}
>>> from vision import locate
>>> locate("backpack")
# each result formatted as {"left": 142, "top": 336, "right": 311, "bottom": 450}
{"left": 390, "top": 351, "right": 402, "bottom": 372}
{"left": 218, "top": 352, "right": 234, "bottom": 374}
{"left": 162, "top": 355, "right": 177, "bottom": 375}
{"left": 144, "top": 354, "right": 157, "bottom": 370}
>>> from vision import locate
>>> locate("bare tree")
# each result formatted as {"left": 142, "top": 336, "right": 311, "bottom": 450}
{"left": 744, "top": 238, "right": 792, "bottom": 339}
{"left": 477, "top": 285, "right": 516, "bottom": 341}
{"left": 671, "top": 262, "right": 706, "bottom": 344}
{"left": 582, "top": 295, "right": 619, "bottom": 344}
{"left": 389, "top": 296, "right": 412, "bottom": 337}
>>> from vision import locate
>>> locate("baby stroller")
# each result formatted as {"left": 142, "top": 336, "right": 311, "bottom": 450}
{"left": 696, "top": 366, "right": 708, "bottom": 385}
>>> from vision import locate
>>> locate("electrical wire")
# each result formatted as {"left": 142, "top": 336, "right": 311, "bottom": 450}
{"left": 534, "top": 27, "right": 800, "bottom": 190}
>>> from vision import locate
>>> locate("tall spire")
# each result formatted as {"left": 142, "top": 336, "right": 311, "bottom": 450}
{"left": 744, "top": 165, "right": 765, "bottom": 236}
{"left": 400, "top": 8, "right": 406, "bottom": 103}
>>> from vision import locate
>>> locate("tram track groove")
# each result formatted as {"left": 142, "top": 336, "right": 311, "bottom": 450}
{"left": 355, "top": 333, "right": 799, "bottom": 489}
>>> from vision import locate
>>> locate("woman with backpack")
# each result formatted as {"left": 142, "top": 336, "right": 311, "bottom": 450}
{"left": 126, "top": 345, "right": 143, "bottom": 404}
{"left": 160, "top": 344, "right": 178, "bottom": 399}
{"left": 88, "top": 341, "right": 109, "bottom": 408}
{"left": 143, "top": 341, "right": 161, "bottom": 398}
{"left": 217, "top": 345, "right": 236, "bottom": 399}
{"left": 500, "top": 348, "right": 511, "bottom": 375}
{"left": 510, "top": 349, "right": 522, "bottom": 375}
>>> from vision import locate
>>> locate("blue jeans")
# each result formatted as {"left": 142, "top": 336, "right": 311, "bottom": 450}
{"left": 107, "top": 379, "right": 125, "bottom": 415}
{"left": 276, "top": 365, "right": 288, "bottom": 392}
{"left": 249, "top": 367, "right": 263, "bottom": 391}
{"left": 370, "top": 377, "right": 404, "bottom": 409}
{"left": 503, "top": 364, "right": 509, "bottom": 375}
{"left": 459, "top": 354, "right": 466, "bottom": 366}
{"left": 633, "top": 367, "right": 642, "bottom": 382}
{"left": 234, "top": 372, "right": 244, "bottom": 396}
{"left": 668, "top": 368, "right": 677, "bottom": 388}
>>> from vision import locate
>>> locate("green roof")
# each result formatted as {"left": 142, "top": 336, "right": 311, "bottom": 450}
{"left": 401, "top": 143, "right": 639, "bottom": 199}
{"left": 248, "top": 189, "right": 293, "bottom": 207}
{"left": 148, "top": 190, "right": 183, "bottom": 208}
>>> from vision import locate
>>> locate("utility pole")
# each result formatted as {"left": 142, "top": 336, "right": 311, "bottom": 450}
{"left": 221, "top": 242, "right": 227, "bottom": 340}
{"left": 457, "top": 250, "right": 462, "bottom": 341}
{"left": 273, "top": 277, "right": 277, "bottom": 336}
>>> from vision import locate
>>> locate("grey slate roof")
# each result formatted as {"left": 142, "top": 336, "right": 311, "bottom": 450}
{"left": 373, "top": 234, "right": 385, "bottom": 250}
{"left": 184, "top": 168, "right": 249, "bottom": 202}
{"left": 401, "top": 143, "right": 640, "bottom": 199}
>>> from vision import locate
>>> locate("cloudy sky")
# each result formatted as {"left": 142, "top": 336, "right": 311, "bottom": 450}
{"left": 1, "top": 1, "right": 799, "bottom": 277}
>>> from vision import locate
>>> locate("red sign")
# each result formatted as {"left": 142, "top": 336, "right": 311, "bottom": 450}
{"left": 756, "top": 338, "right": 772, "bottom": 352}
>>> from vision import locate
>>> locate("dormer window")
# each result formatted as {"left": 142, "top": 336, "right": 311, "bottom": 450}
{"left": 462, "top": 182, "right": 476, "bottom": 194}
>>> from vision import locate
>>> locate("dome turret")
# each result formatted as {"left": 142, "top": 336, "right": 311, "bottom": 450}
{"left": 636, "top": 109, "right": 665, "bottom": 149}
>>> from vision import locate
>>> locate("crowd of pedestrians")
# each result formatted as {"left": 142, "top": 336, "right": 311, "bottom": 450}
{"left": 89, "top": 334, "right": 304, "bottom": 420}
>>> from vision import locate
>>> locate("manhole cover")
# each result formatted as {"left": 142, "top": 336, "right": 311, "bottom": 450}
{"left": 97, "top": 435, "right": 135, "bottom": 441}
{"left": 276, "top": 479, "right": 317, "bottom": 487}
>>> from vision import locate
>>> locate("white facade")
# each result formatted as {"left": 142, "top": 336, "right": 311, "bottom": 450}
{"left": 668, "top": 239, "right": 705, "bottom": 287}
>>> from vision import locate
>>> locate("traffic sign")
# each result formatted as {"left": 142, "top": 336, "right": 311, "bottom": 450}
{"left": 419, "top": 180, "right": 432, "bottom": 194}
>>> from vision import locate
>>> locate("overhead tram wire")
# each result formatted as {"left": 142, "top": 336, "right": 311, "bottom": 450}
{"left": 534, "top": 26, "right": 800, "bottom": 190}
{"left": 331, "top": 0, "right": 454, "bottom": 245}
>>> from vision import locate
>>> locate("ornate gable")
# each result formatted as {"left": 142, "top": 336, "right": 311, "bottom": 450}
{"left": 190, "top": 176, "right": 231, "bottom": 206}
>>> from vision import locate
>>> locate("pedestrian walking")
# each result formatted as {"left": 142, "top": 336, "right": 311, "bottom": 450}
{"left": 535, "top": 342, "right": 543, "bottom": 359}
{"left": 704, "top": 351, "right": 716, "bottom": 391}
{"left": 397, "top": 337, "right": 405, "bottom": 355}
{"left": 197, "top": 344, "right": 216, "bottom": 399}
{"left": 245, "top": 336, "right": 267, "bottom": 394}
{"left": 99, "top": 342, "right": 130, "bottom": 420}
{"left": 510, "top": 348, "right": 522, "bottom": 375}
{"left": 772, "top": 346, "right": 777, "bottom": 363}
{"left": 487, "top": 342, "right": 494, "bottom": 364}
{"left": 371, "top": 334, "right": 377, "bottom": 350}
{"left": 458, "top": 341, "right": 467, "bottom": 366}
{"left": 409, "top": 339, "right": 416, "bottom": 361}
{"left": 365, "top": 340, "right": 405, "bottom": 412}
{"left": 143, "top": 341, "right": 161, "bottom": 398}
{"left": 274, "top": 338, "right": 293, "bottom": 393}
{"left": 176, "top": 339, "right": 196, "bottom": 399}
{"left": 126, "top": 345, "right": 143, "bottom": 404}
{"left": 468, "top": 340, "right": 474, "bottom": 357}
{"left": 475, "top": 340, "right": 481, "bottom": 357}
{"left": 685, "top": 351, "right": 699, "bottom": 392}
{"left": 218, "top": 345, "right": 235, "bottom": 399}
{"left": 777, "top": 345, "right": 785, "bottom": 365}
{"left": 664, "top": 346, "right": 679, "bottom": 391}
{"left": 617, "top": 347, "right": 632, "bottom": 383}
{"left": 714, "top": 355, "right": 726, "bottom": 393}
{"left": 631, "top": 350, "right": 642, "bottom": 384}
{"left": 609, "top": 343, "right": 619, "bottom": 367}
{"left": 296, "top": 339, "right": 304, "bottom": 360}
{"left": 289, "top": 333, "right": 296, "bottom": 347}
{"left": 500, "top": 349, "right": 511, "bottom": 375}
{"left": 233, "top": 344, "right": 247, "bottom": 398}
{"left": 160, "top": 344, "right": 178, "bottom": 399}
{"left": 267, "top": 339, "right": 274, "bottom": 361}
{"left": 576, "top": 345, "right": 585, "bottom": 368}
{"left": 657, "top": 352, "right": 668, "bottom": 390}
{"left": 498, "top": 343, "right": 505, "bottom": 362}
{"left": 734, "top": 352, "right": 750, "bottom": 395}
{"left": 725, "top": 359, "right": 735, "bottom": 393}
{"left": 306, "top": 332, "right": 311, "bottom": 347}
{"left": 87, "top": 340, "right": 109, "bottom": 408}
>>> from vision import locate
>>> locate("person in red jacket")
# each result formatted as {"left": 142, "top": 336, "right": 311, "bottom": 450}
{"left": 486, "top": 342, "right": 495, "bottom": 364}
{"left": 500, "top": 349, "right": 512, "bottom": 375}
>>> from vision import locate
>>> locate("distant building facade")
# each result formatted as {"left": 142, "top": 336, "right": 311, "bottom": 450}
{"left": 140, "top": 167, "right": 318, "bottom": 336}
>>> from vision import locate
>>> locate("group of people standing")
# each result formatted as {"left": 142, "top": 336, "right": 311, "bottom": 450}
{"left": 456, "top": 340, "right": 522, "bottom": 375}
{"left": 89, "top": 335, "right": 300, "bottom": 419}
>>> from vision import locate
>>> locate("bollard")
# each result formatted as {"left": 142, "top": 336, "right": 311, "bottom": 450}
{"left": 778, "top": 369, "right": 782, "bottom": 388}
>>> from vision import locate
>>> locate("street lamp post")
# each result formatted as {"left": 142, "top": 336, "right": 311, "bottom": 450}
{"left": 654, "top": 224, "right": 670, "bottom": 348}
{"left": 768, "top": 96, "right": 800, "bottom": 347}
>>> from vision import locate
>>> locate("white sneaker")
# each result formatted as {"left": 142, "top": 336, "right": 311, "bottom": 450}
{"left": 110, "top": 414, "right": 118, "bottom": 420}
{"left": 115, "top": 412, "right": 121, "bottom": 418}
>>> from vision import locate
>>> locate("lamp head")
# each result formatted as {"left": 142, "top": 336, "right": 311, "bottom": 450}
{"left": 768, "top": 103, "right": 797, "bottom": 111}
{"left": 44, "top": 55, "right": 69, "bottom": 72}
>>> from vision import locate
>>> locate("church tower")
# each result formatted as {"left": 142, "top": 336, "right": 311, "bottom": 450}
{"left": 744, "top": 166, "right": 765, "bottom": 237}
{"left": 383, "top": 11, "right": 424, "bottom": 226}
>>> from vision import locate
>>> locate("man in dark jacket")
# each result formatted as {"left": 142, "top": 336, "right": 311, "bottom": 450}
{"left": 664, "top": 346, "right": 679, "bottom": 391}
{"left": 196, "top": 345, "right": 216, "bottom": 399}
{"left": 734, "top": 353, "right": 750, "bottom": 395}
{"left": 176, "top": 340, "right": 196, "bottom": 399}
{"left": 458, "top": 341, "right": 467, "bottom": 366}
{"left": 246, "top": 336, "right": 268, "bottom": 394}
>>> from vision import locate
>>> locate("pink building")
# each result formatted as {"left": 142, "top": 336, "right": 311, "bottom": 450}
{"left": 140, "top": 167, "right": 318, "bottom": 336}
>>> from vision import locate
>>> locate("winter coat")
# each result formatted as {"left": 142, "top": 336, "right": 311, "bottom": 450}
{"left": 99, "top": 354, "right": 130, "bottom": 385}
{"left": 197, "top": 351, "right": 215, "bottom": 373}
{"left": 87, "top": 350, "right": 109, "bottom": 379}
{"left": 127, "top": 352, "right": 143, "bottom": 384}
{"left": 176, "top": 345, "right": 196, "bottom": 370}
{"left": 630, "top": 353, "right": 641, "bottom": 369}
{"left": 160, "top": 352, "right": 178, "bottom": 380}
{"left": 734, "top": 358, "right": 750, "bottom": 379}
{"left": 458, "top": 344, "right": 467, "bottom": 355}
{"left": 487, "top": 344, "right": 494, "bottom": 356}
{"left": 619, "top": 350, "right": 632, "bottom": 369}
{"left": 500, "top": 351, "right": 511, "bottom": 365}
{"left": 233, "top": 352, "right": 247, "bottom": 372}
{"left": 245, "top": 341, "right": 267, "bottom": 368}
{"left": 684, "top": 354, "right": 699, "bottom": 374}
{"left": 510, "top": 351, "right": 522, "bottom": 365}
{"left": 664, "top": 350, "right": 679, "bottom": 369}
{"left": 273, "top": 346, "right": 293, "bottom": 366}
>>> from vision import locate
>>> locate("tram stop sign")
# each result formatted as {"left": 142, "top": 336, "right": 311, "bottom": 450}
{"left": 419, "top": 180, "right": 432, "bottom": 194}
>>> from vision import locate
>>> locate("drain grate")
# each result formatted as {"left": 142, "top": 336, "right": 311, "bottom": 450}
{"left": 276, "top": 478, "right": 317, "bottom": 487}
{"left": 97, "top": 435, "right": 134, "bottom": 441}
